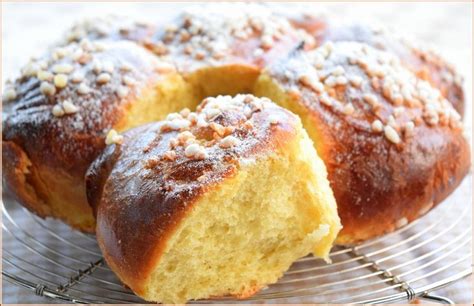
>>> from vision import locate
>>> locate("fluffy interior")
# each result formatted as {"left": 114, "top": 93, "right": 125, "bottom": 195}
{"left": 254, "top": 74, "right": 329, "bottom": 159}
{"left": 142, "top": 130, "right": 339, "bottom": 303}
{"left": 114, "top": 74, "right": 198, "bottom": 131}
{"left": 187, "top": 64, "right": 260, "bottom": 98}
{"left": 115, "top": 65, "right": 260, "bottom": 131}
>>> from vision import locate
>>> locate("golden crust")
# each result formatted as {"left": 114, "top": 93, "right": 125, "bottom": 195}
{"left": 147, "top": 4, "right": 315, "bottom": 71}
{"left": 263, "top": 41, "right": 470, "bottom": 243}
{"left": 2, "top": 141, "right": 51, "bottom": 217}
{"left": 3, "top": 40, "right": 166, "bottom": 174}
{"left": 2, "top": 140, "right": 96, "bottom": 232}
{"left": 86, "top": 95, "right": 300, "bottom": 294}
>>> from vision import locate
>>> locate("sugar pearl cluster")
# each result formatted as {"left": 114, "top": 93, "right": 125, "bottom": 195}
{"left": 157, "top": 4, "right": 313, "bottom": 62}
{"left": 157, "top": 94, "right": 275, "bottom": 161}
{"left": 12, "top": 39, "right": 148, "bottom": 118}
{"left": 288, "top": 42, "right": 463, "bottom": 145}
{"left": 64, "top": 15, "right": 153, "bottom": 44}
{"left": 2, "top": 82, "right": 17, "bottom": 102}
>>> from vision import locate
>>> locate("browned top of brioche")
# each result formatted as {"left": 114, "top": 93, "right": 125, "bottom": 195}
{"left": 315, "top": 22, "right": 465, "bottom": 116}
{"left": 146, "top": 4, "right": 315, "bottom": 71}
{"left": 86, "top": 94, "right": 300, "bottom": 287}
{"left": 3, "top": 9, "right": 465, "bottom": 154}
{"left": 58, "top": 15, "right": 156, "bottom": 47}
{"left": 2, "top": 40, "right": 173, "bottom": 176}
{"left": 270, "top": 41, "right": 464, "bottom": 136}
{"left": 266, "top": 41, "right": 470, "bottom": 242}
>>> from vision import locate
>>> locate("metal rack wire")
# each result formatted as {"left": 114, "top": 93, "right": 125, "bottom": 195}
{"left": 2, "top": 175, "right": 472, "bottom": 304}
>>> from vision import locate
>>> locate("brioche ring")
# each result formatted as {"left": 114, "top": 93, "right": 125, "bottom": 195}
{"left": 2, "top": 4, "right": 470, "bottom": 245}
{"left": 86, "top": 94, "right": 341, "bottom": 303}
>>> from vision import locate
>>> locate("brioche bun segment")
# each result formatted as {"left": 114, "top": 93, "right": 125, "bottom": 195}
{"left": 87, "top": 95, "right": 341, "bottom": 303}
{"left": 255, "top": 42, "right": 470, "bottom": 244}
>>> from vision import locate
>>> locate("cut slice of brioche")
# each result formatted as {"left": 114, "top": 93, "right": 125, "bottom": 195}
{"left": 86, "top": 95, "right": 341, "bottom": 303}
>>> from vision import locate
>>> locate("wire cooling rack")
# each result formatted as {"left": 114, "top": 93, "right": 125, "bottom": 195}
{"left": 2, "top": 175, "right": 472, "bottom": 304}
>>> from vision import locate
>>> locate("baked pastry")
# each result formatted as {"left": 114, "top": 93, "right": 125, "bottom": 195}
{"left": 2, "top": 5, "right": 312, "bottom": 232}
{"left": 255, "top": 41, "right": 470, "bottom": 244}
{"left": 86, "top": 94, "right": 341, "bottom": 303}
{"left": 2, "top": 4, "right": 469, "bottom": 245}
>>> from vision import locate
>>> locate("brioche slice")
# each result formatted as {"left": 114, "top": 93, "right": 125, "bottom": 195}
{"left": 86, "top": 95, "right": 341, "bottom": 303}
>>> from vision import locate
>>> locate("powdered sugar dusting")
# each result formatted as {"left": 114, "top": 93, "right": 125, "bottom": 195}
{"left": 147, "top": 94, "right": 289, "bottom": 166}
{"left": 58, "top": 15, "right": 155, "bottom": 47}
{"left": 268, "top": 41, "right": 464, "bottom": 146}
{"left": 2, "top": 40, "right": 174, "bottom": 170}
{"left": 153, "top": 3, "right": 314, "bottom": 68}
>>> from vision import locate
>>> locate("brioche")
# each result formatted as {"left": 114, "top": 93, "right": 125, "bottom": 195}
{"left": 255, "top": 41, "right": 470, "bottom": 243}
{"left": 86, "top": 95, "right": 341, "bottom": 303}
{"left": 2, "top": 4, "right": 469, "bottom": 245}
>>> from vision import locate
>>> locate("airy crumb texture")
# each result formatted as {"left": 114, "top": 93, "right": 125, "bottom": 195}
{"left": 146, "top": 152, "right": 332, "bottom": 303}
{"left": 88, "top": 95, "right": 340, "bottom": 303}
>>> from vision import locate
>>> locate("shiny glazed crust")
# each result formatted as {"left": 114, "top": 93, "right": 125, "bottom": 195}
{"left": 261, "top": 42, "right": 470, "bottom": 243}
